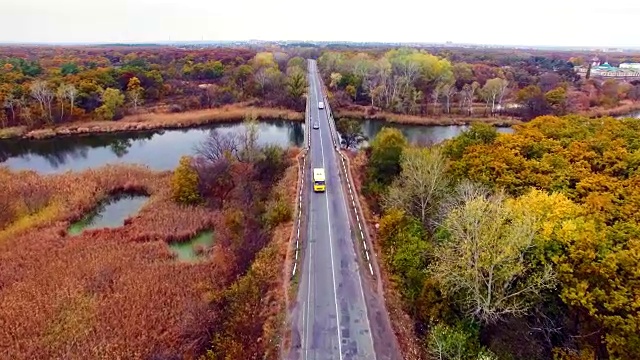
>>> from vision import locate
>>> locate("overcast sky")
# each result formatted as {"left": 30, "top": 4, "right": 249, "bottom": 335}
{"left": 1, "top": 0, "right": 639, "bottom": 47}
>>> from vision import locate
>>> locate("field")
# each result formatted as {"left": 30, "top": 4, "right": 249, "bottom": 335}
{"left": 0, "top": 146, "right": 300, "bottom": 358}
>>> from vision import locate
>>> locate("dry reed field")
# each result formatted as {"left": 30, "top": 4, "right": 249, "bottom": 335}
{"left": 335, "top": 108, "right": 521, "bottom": 127}
{"left": 4, "top": 104, "right": 304, "bottom": 140}
{"left": 0, "top": 165, "right": 225, "bottom": 359}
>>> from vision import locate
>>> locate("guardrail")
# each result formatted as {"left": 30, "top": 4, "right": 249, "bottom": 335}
{"left": 291, "top": 83, "right": 311, "bottom": 279}
{"left": 317, "top": 70, "right": 375, "bottom": 278}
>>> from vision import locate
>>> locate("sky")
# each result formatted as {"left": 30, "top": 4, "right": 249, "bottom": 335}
{"left": 1, "top": 0, "right": 639, "bottom": 47}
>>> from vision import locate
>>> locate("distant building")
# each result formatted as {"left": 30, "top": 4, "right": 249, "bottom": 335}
{"left": 620, "top": 63, "right": 640, "bottom": 70}
{"left": 576, "top": 56, "right": 640, "bottom": 79}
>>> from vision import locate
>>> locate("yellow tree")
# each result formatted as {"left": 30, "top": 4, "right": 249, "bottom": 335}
{"left": 171, "top": 156, "right": 202, "bottom": 205}
{"left": 126, "top": 76, "right": 144, "bottom": 111}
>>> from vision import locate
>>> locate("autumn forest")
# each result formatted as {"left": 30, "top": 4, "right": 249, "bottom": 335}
{"left": 1, "top": 43, "right": 640, "bottom": 360}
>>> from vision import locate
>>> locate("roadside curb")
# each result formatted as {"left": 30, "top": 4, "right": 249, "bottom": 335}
{"left": 291, "top": 89, "right": 311, "bottom": 279}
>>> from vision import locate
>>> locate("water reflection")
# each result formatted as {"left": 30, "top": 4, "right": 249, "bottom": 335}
{"left": 354, "top": 120, "right": 514, "bottom": 147}
{"left": 0, "top": 120, "right": 304, "bottom": 173}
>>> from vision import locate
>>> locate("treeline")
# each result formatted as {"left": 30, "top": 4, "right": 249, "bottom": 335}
{"left": 318, "top": 48, "right": 640, "bottom": 119}
{"left": 171, "top": 117, "right": 295, "bottom": 358}
{"left": 361, "top": 116, "right": 640, "bottom": 359}
{"left": 0, "top": 46, "right": 308, "bottom": 128}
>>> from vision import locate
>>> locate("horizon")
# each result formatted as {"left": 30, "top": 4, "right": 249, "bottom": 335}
{"left": 3, "top": 0, "right": 640, "bottom": 48}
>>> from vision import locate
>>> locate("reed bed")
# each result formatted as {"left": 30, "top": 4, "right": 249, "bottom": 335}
{"left": 10, "top": 105, "right": 304, "bottom": 140}
{"left": 335, "top": 109, "right": 521, "bottom": 127}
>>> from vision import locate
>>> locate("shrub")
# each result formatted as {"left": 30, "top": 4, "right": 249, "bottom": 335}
{"left": 171, "top": 156, "right": 202, "bottom": 205}
{"left": 263, "top": 197, "right": 292, "bottom": 229}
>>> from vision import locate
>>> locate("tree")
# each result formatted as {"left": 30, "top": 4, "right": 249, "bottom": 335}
{"left": 384, "top": 147, "right": 449, "bottom": 227}
{"left": 196, "top": 129, "right": 240, "bottom": 162}
{"left": 460, "top": 82, "right": 479, "bottom": 115}
{"left": 64, "top": 84, "right": 78, "bottom": 120}
{"left": 30, "top": 80, "right": 54, "bottom": 122}
{"left": 545, "top": 87, "right": 567, "bottom": 115}
{"left": 481, "top": 78, "right": 508, "bottom": 114}
{"left": 431, "top": 189, "right": 556, "bottom": 324}
{"left": 171, "top": 156, "right": 202, "bottom": 205}
{"left": 336, "top": 118, "right": 366, "bottom": 149}
{"left": 441, "top": 83, "right": 457, "bottom": 114}
{"left": 516, "top": 85, "right": 549, "bottom": 119}
{"left": 285, "top": 69, "right": 306, "bottom": 109}
{"left": 95, "top": 88, "right": 125, "bottom": 120}
{"left": 367, "top": 127, "right": 408, "bottom": 191}
{"left": 126, "top": 76, "right": 144, "bottom": 111}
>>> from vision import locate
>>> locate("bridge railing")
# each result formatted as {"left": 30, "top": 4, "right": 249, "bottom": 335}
{"left": 291, "top": 70, "right": 312, "bottom": 279}
{"left": 316, "top": 67, "right": 376, "bottom": 278}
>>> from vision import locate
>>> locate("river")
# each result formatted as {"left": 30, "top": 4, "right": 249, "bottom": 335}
{"left": 0, "top": 119, "right": 513, "bottom": 173}
{"left": 0, "top": 120, "right": 304, "bottom": 174}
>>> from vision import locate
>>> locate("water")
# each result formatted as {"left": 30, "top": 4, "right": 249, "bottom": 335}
{"left": 169, "top": 230, "right": 214, "bottom": 262}
{"left": 68, "top": 194, "right": 149, "bottom": 235}
{"left": 0, "top": 120, "right": 304, "bottom": 174}
{"left": 354, "top": 120, "right": 514, "bottom": 146}
{"left": 618, "top": 111, "right": 640, "bottom": 119}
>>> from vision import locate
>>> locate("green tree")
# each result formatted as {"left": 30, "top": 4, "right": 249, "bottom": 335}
{"left": 336, "top": 118, "right": 365, "bottom": 149}
{"left": 545, "top": 87, "right": 567, "bottom": 115}
{"left": 95, "top": 87, "right": 125, "bottom": 120}
{"left": 171, "top": 156, "right": 202, "bottom": 205}
{"left": 431, "top": 190, "right": 556, "bottom": 324}
{"left": 285, "top": 69, "right": 306, "bottom": 109}
{"left": 384, "top": 147, "right": 449, "bottom": 227}
{"left": 367, "top": 127, "right": 408, "bottom": 194}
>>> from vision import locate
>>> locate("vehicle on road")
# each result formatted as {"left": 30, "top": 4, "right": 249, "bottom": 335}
{"left": 313, "top": 122, "right": 319, "bottom": 129}
{"left": 313, "top": 168, "right": 325, "bottom": 192}
{"left": 318, "top": 101, "right": 324, "bottom": 109}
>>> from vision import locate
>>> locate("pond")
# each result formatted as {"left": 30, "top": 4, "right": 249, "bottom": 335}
{"left": 168, "top": 230, "right": 215, "bottom": 262}
{"left": 68, "top": 194, "right": 149, "bottom": 235}
{"left": 354, "top": 119, "right": 514, "bottom": 146}
{"left": 0, "top": 120, "right": 304, "bottom": 174}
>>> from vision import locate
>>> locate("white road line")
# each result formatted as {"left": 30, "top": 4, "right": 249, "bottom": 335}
{"left": 318, "top": 70, "right": 375, "bottom": 359}
{"left": 316, "top": 72, "right": 344, "bottom": 360}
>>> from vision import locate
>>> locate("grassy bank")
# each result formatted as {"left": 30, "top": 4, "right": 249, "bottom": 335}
{"left": 0, "top": 105, "right": 304, "bottom": 140}
{"left": 582, "top": 100, "right": 640, "bottom": 118}
{"left": 334, "top": 108, "right": 522, "bottom": 127}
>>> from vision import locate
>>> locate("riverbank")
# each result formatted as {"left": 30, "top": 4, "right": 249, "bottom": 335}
{"left": 0, "top": 105, "right": 304, "bottom": 140}
{"left": 334, "top": 109, "right": 522, "bottom": 127}
{"left": 582, "top": 100, "right": 640, "bottom": 118}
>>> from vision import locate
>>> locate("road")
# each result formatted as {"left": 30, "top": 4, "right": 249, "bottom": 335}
{"left": 288, "top": 60, "right": 376, "bottom": 360}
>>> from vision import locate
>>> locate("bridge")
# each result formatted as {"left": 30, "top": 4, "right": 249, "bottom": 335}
{"left": 287, "top": 60, "right": 401, "bottom": 360}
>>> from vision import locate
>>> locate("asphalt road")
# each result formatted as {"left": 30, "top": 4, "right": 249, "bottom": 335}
{"left": 288, "top": 61, "right": 377, "bottom": 360}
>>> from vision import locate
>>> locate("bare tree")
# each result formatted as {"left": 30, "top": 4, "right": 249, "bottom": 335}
{"left": 65, "top": 84, "right": 78, "bottom": 118}
{"left": 195, "top": 129, "right": 240, "bottom": 162}
{"left": 31, "top": 80, "right": 54, "bottom": 122}
{"left": 254, "top": 68, "right": 269, "bottom": 95}
{"left": 3, "top": 94, "right": 17, "bottom": 123}
{"left": 57, "top": 84, "right": 66, "bottom": 121}
{"left": 431, "top": 83, "right": 443, "bottom": 115}
{"left": 442, "top": 83, "right": 457, "bottom": 114}
{"left": 461, "top": 82, "right": 479, "bottom": 116}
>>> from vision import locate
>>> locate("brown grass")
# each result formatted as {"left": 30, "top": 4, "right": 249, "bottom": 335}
{"left": 335, "top": 108, "right": 521, "bottom": 127}
{"left": 581, "top": 100, "right": 640, "bottom": 118}
{"left": 0, "top": 165, "right": 232, "bottom": 359}
{"left": 260, "top": 163, "right": 299, "bottom": 359}
{"left": 6, "top": 104, "right": 304, "bottom": 140}
{"left": 0, "top": 165, "right": 215, "bottom": 243}
{"left": 348, "top": 151, "right": 425, "bottom": 360}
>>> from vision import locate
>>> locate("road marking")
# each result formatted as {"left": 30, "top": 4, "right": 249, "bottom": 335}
{"left": 316, "top": 72, "right": 344, "bottom": 360}
{"left": 317, "top": 68, "right": 376, "bottom": 360}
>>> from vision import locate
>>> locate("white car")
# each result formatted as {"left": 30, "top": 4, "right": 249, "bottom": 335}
{"left": 313, "top": 122, "right": 319, "bottom": 129}
{"left": 318, "top": 101, "right": 324, "bottom": 109}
